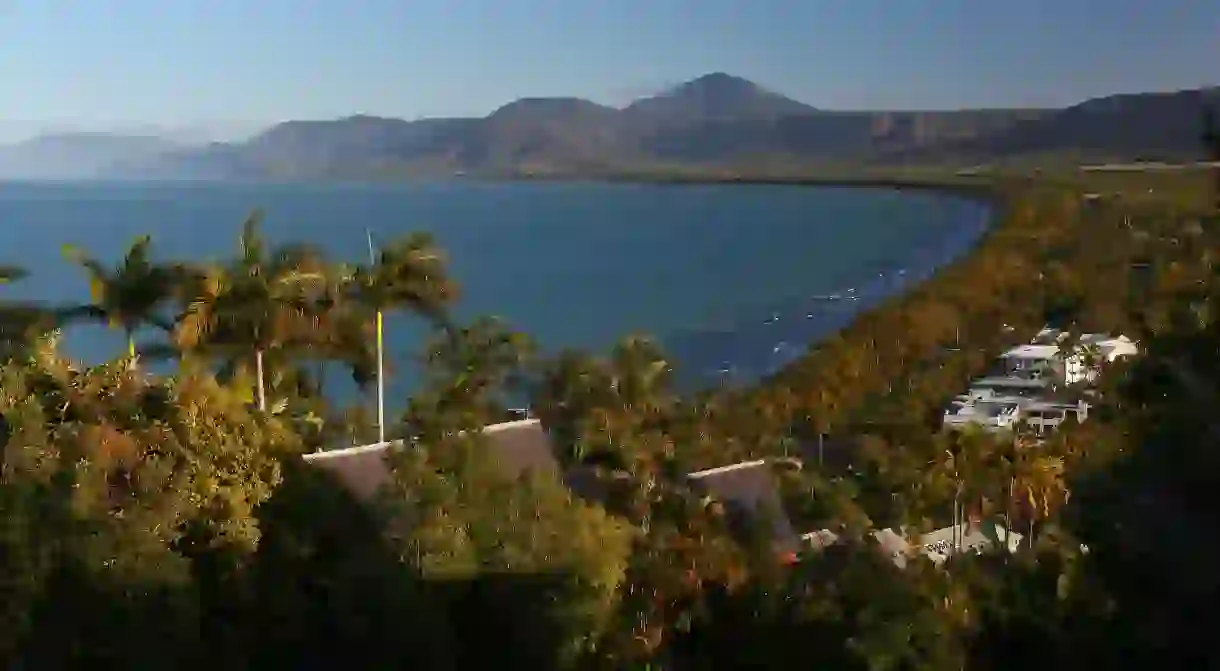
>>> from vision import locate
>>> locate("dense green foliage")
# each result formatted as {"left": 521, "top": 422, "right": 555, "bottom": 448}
{"left": 2, "top": 167, "right": 1219, "bottom": 669}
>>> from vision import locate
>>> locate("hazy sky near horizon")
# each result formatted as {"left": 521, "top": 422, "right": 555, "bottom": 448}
{"left": 0, "top": 0, "right": 1216, "bottom": 141}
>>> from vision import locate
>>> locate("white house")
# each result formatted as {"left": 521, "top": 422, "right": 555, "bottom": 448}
{"left": 999, "top": 343, "right": 1086, "bottom": 384}
{"left": 999, "top": 332, "right": 1139, "bottom": 386}
{"left": 917, "top": 522, "right": 1024, "bottom": 563}
{"left": 1022, "top": 400, "right": 1090, "bottom": 435}
{"left": 968, "top": 374, "right": 1053, "bottom": 398}
{"left": 800, "top": 522, "right": 1023, "bottom": 567}
{"left": 1079, "top": 333, "right": 1139, "bottom": 362}
{"left": 302, "top": 418, "right": 560, "bottom": 500}
{"left": 687, "top": 459, "right": 800, "bottom": 555}
{"left": 304, "top": 422, "right": 811, "bottom": 560}
{"left": 942, "top": 399, "right": 1023, "bottom": 432}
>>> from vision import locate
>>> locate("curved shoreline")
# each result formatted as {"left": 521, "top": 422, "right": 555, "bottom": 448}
{"left": 487, "top": 170, "right": 1011, "bottom": 394}
{"left": 664, "top": 188, "right": 997, "bottom": 392}
{"left": 488, "top": 170, "right": 1004, "bottom": 207}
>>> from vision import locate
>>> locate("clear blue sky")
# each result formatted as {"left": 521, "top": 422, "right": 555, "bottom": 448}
{"left": 0, "top": 0, "right": 1216, "bottom": 139}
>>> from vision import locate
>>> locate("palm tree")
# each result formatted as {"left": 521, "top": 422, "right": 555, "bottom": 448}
{"left": 349, "top": 230, "right": 457, "bottom": 444}
{"left": 0, "top": 265, "right": 26, "bottom": 284}
{"left": 1053, "top": 331, "right": 1083, "bottom": 386}
{"left": 533, "top": 335, "right": 674, "bottom": 473}
{"left": 61, "top": 235, "right": 179, "bottom": 358}
{"left": 1008, "top": 444, "right": 1069, "bottom": 545}
{"left": 175, "top": 212, "right": 330, "bottom": 411}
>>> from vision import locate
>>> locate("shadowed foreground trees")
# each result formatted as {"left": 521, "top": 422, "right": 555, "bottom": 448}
{"left": 0, "top": 335, "right": 291, "bottom": 667}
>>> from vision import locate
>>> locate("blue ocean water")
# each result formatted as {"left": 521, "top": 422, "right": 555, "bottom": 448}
{"left": 0, "top": 180, "right": 989, "bottom": 406}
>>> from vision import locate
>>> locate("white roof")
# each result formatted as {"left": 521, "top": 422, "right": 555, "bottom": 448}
{"left": 1001, "top": 343, "right": 1062, "bottom": 360}
{"left": 918, "top": 523, "right": 1023, "bottom": 562}
{"left": 971, "top": 376, "right": 1050, "bottom": 389}
{"left": 801, "top": 522, "right": 1023, "bottom": 566}
{"left": 301, "top": 419, "right": 557, "bottom": 500}
{"left": 1087, "top": 335, "right": 1139, "bottom": 359}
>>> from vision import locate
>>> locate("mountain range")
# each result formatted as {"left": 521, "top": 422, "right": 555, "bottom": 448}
{"left": 2, "top": 73, "right": 1217, "bottom": 180}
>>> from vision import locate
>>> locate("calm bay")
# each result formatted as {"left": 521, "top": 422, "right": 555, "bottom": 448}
{"left": 0, "top": 180, "right": 990, "bottom": 404}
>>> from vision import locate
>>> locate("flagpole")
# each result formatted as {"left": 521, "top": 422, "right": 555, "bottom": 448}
{"left": 367, "top": 230, "right": 386, "bottom": 445}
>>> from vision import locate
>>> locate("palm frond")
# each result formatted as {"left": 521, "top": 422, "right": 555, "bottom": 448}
{"left": 0, "top": 265, "right": 27, "bottom": 284}
{"left": 239, "top": 209, "right": 267, "bottom": 268}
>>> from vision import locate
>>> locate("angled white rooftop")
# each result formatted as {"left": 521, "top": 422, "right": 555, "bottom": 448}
{"left": 971, "top": 375, "right": 1051, "bottom": 390}
{"left": 1018, "top": 330, "right": 1139, "bottom": 361}
{"left": 1001, "top": 343, "right": 1062, "bottom": 361}
{"left": 1081, "top": 333, "right": 1139, "bottom": 360}
{"left": 302, "top": 418, "right": 557, "bottom": 500}
{"left": 801, "top": 522, "right": 1023, "bottom": 567}
{"left": 917, "top": 522, "right": 1024, "bottom": 562}
{"left": 943, "top": 399, "right": 1022, "bottom": 432}
{"left": 303, "top": 423, "right": 805, "bottom": 556}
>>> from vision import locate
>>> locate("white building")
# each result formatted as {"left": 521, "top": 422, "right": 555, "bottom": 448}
{"left": 943, "top": 398, "right": 1023, "bottom": 433}
{"left": 801, "top": 522, "right": 1024, "bottom": 567}
{"left": 1008, "top": 330, "right": 1140, "bottom": 385}
{"left": 1022, "top": 400, "right": 1090, "bottom": 435}
{"left": 302, "top": 418, "right": 559, "bottom": 500}
{"left": 916, "top": 522, "right": 1024, "bottom": 563}
{"left": 999, "top": 343, "right": 1080, "bottom": 382}
{"left": 943, "top": 330, "right": 1136, "bottom": 433}
{"left": 1079, "top": 333, "right": 1139, "bottom": 362}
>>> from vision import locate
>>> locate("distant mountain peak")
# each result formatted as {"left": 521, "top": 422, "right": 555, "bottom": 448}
{"left": 489, "top": 97, "right": 614, "bottom": 121}
{"left": 625, "top": 73, "right": 817, "bottom": 124}
{"left": 673, "top": 72, "right": 767, "bottom": 94}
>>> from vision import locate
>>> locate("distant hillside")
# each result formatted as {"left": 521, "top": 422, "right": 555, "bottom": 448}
{"left": 99, "top": 74, "right": 1219, "bottom": 180}
{"left": 0, "top": 133, "right": 181, "bottom": 179}
{"left": 453, "top": 98, "right": 629, "bottom": 173}
{"left": 893, "top": 87, "right": 1220, "bottom": 163}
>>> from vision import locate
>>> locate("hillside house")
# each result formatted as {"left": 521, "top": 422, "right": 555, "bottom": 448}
{"left": 943, "top": 329, "right": 1135, "bottom": 433}
{"left": 303, "top": 421, "right": 807, "bottom": 558}
{"left": 943, "top": 398, "right": 1023, "bottom": 433}
{"left": 302, "top": 418, "right": 561, "bottom": 501}
{"left": 800, "top": 521, "right": 1024, "bottom": 567}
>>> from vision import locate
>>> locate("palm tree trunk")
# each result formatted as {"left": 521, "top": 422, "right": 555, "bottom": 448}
{"left": 954, "top": 482, "right": 964, "bottom": 553}
{"left": 367, "top": 230, "right": 386, "bottom": 445}
{"left": 375, "top": 309, "right": 386, "bottom": 444}
{"left": 255, "top": 349, "right": 267, "bottom": 411}
{"left": 1006, "top": 478, "right": 1014, "bottom": 531}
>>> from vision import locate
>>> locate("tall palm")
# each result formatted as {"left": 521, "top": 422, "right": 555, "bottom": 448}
{"left": 1008, "top": 444, "right": 1069, "bottom": 544}
{"left": 350, "top": 231, "right": 457, "bottom": 443}
{"left": 175, "top": 212, "right": 329, "bottom": 411}
{"left": 608, "top": 336, "right": 674, "bottom": 415}
{"left": 62, "top": 235, "right": 179, "bottom": 358}
{"left": 534, "top": 336, "right": 674, "bottom": 473}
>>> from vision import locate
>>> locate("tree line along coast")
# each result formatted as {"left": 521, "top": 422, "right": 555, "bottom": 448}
{"left": 2, "top": 147, "right": 1220, "bottom": 666}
